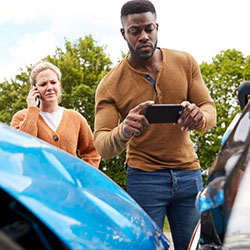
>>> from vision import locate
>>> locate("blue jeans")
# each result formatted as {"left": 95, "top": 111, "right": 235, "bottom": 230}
{"left": 126, "top": 165, "right": 203, "bottom": 250}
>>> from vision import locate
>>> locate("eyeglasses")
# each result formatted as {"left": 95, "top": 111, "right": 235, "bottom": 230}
{"left": 127, "top": 23, "right": 157, "bottom": 36}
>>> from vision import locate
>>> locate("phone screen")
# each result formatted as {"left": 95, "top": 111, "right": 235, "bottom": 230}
{"left": 144, "top": 104, "right": 183, "bottom": 123}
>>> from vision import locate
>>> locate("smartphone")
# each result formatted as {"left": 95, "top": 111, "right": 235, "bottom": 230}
{"left": 144, "top": 104, "right": 184, "bottom": 123}
{"left": 33, "top": 85, "right": 40, "bottom": 108}
{"left": 35, "top": 96, "right": 40, "bottom": 108}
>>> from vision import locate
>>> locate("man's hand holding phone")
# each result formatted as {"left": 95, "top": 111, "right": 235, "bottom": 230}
{"left": 122, "top": 101, "right": 204, "bottom": 138}
{"left": 26, "top": 86, "right": 40, "bottom": 108}
{"left": 143, "top": 101, "right": 204, "bottom": 132}
{"left": 122, "top": 101, "right": 154, "bottom": 138}
{"left": 177, "top": 101, "right": 204, "bottom": 131}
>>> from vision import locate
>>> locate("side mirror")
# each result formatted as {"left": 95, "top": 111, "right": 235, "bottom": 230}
{"left": 238, "top": 81, "right": 250, "bottom": 110}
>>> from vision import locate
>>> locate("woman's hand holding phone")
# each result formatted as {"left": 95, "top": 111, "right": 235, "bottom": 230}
{"left": 26, "top": 86, "right": 40, "bottom": 108}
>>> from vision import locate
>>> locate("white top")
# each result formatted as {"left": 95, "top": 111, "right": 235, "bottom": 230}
{"left": 40, "top": 107, "right": 64, "bottom": 132}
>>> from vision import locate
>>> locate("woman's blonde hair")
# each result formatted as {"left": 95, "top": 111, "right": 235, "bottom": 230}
{"left": 29, "top": 61, "right": 62, "bottom": 86}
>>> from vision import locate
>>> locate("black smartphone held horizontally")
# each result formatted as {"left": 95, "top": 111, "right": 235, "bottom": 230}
{"left": 144, "top": 104, "right": 184, "bottom": 123}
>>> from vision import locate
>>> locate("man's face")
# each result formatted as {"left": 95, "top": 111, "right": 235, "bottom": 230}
{"left": 121, "top": 12, "right": 158, "bottom": 61}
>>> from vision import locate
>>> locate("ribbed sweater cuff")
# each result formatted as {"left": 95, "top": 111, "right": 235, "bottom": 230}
{"left": 117, "top": 123, "right": 132, "bottom": 143}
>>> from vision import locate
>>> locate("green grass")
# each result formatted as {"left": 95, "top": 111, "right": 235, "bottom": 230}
{"left": 163, "top": 216, "right": 170, "bottom": 232}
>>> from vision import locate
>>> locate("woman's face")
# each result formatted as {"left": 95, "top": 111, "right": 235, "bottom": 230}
{"left": 35, "top": 69, "right": 61, "bottom": 104}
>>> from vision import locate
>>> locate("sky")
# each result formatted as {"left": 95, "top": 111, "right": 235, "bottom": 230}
{"left": 0, "top": 0, "right": 250, "bottom": 82}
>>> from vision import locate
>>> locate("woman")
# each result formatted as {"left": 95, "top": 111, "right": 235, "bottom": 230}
{"left": 11, "top": 61, "right": 100, "bottom": 168}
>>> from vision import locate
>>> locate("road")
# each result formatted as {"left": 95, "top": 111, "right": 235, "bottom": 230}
{"left": 165, "top": 232, "right": 174, "bottom": 250}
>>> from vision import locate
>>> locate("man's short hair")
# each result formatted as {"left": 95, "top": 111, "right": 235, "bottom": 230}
{"left": 121, "top": 0, "right": 156, "bottom": 19}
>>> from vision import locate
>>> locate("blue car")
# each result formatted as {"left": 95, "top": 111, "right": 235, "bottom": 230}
{"left": 0, "top": 123, "right": 169, "bottom": 250}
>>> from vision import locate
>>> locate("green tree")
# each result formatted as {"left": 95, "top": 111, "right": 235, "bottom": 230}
{"left": 46, "top": 36, "right": 111, "bottom": 126}
{"left": 0, "top": 72, "right": 30, "bottom": 125}
{"left": 192, "top": 49, "right": 250, "bottom": 182}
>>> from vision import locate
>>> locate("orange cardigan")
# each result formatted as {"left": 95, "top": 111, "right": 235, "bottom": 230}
{"left": 11, "top": 107, "right": 100, "bottom": 168}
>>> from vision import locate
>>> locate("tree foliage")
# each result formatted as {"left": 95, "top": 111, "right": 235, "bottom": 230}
{"left": 0, "top": 42, "right": 249, "bottom": 188}
{"left": 192, "top": 49, "right": 250, "bottom": 182}
{"left": 0, "top": 72, "right": 30, "bottom": 124}
{"left": 46, "top": 36, "right": 112, "bottom": 126}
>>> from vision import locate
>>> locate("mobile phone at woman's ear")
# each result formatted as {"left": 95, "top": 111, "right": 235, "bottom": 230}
{"left": 35, "top": 96, "right": 40, "bottom": 108}
{"left": 33, "top": 84, "right": 40, "bottom": 108}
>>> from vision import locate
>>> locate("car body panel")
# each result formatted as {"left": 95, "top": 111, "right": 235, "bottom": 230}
{"left": 0, "top": 123, "right": 169, "bottom": 250}
{"left": 223, "top": 159, "right": 250, "bottom": 249}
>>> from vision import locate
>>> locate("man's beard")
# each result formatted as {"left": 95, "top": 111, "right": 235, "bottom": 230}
{"left": 128, "top": 41, "right": 158, "bottom": 61}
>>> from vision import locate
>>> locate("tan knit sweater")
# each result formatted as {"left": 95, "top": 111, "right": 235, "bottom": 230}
{"left": 11, "top": 106, "right": 100, "bottom": 168}
{"left": 94, "top": 48, "right": 216, "bottom": 171}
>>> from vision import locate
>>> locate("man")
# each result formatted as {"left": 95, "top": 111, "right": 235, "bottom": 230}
{"left": 94, "top": 0, "right": 216, "bottom": 249}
